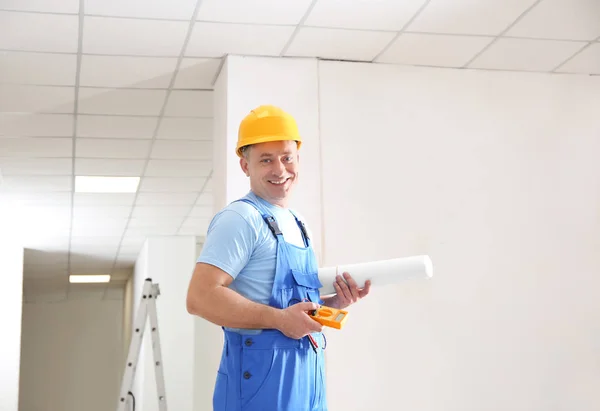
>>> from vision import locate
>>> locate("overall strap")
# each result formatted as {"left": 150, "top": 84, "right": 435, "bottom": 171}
{"left": 234, "top": 198, "right": 283, "bottom": 239}
{"left": 288, "top": 210, "right": 310, "bottom": 247}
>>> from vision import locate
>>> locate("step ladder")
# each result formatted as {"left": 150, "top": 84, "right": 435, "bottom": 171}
{"left": 116, "top": 278, "right": 168, "bottom": 411}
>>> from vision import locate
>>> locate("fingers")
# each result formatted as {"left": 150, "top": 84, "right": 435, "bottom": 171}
{"left": 296, "top": 301, "right": 319, "bottom": 312}
{"left": 359, "top": 279, "right": 372, "bottom": 298}
{"left": 343, "top": 272, "right": 362, "bottom": 300}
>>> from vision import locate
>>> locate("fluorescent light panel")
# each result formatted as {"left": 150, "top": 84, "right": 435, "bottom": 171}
{"left": 75, "top": 176, "right": 140, "bottom": 193}
{"left": 69, "top": 274, "right": 111, "bottom": 283}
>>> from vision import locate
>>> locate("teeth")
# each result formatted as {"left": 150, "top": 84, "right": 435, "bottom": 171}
{"left": 270, "top": 179, "right": 287, "bottom": 185}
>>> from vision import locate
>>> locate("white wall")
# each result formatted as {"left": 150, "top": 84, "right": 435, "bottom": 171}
{"left": 131, "top": 236, "right": 196, "bottom": 411}
{"left": 215, "top": 55, "right": 600, "bottom": 411}
{"left": 317, "top": 61, "right": 600, "bottom": 411}
{"left": 0, "top": 238, "right": 23, "bottom": 411}
{"left": 19, "top": 297, "right": 123, "bottom": 411}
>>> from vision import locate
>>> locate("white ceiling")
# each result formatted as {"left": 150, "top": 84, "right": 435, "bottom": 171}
{"left": 1, "top": 0, "right": 599, "bottom": 302}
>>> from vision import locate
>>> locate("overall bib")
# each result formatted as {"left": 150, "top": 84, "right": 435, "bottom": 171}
{"left": 212, "top": 197, "right": 328, "bottom": 411}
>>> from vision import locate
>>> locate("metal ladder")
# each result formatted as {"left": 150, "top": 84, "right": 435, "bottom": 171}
{"left": 116, "top": 278, "right": 168, "bottom": 411}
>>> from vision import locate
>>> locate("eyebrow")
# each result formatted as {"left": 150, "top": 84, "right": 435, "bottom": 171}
{"left": 260, "top": 151, "right": 292, "bottom": 158}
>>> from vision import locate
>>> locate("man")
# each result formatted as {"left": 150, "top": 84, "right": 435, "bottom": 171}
{"left": 186, "top": 105, "right": 371, "bottom": 411}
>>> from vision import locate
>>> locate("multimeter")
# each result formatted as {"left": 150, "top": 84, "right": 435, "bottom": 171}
{"left": 309, "top": 306, "right": 349, "bottom": 330}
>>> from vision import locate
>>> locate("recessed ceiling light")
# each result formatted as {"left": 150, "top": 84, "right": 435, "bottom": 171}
{"left": 75, "top": 176, "right": 140, "bottom": 193}
{"left": 69, "top": 274, "right": 111, "bottom": 283}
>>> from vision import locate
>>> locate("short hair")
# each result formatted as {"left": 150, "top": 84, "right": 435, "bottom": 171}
{"left": 239, "top": 145, "right": 252, "bottom": 159}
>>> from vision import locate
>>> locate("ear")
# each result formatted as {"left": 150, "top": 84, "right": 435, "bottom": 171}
{"left": 239, "top": 157, "right": 250, "bottom": 177}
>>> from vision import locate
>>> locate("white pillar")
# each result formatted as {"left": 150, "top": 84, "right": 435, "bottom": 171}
{"left": 130, "top": 236, "right": 196, "bottom": 411}
{"left": 191, "top": 55, "right": 325, "bottom": 410}
{"left": 0, "top": 224, "right": 24, "bottom": 410}
{"left": 212, "top": 55, "right": 324, "bottom": 258}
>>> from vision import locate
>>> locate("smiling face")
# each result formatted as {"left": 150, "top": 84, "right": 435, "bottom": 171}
{"left": 239, "top": 140, "right": 299, "bottom": 208}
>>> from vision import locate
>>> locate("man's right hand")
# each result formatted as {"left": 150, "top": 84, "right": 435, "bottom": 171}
{"left": 276, "top": 301, "right": 323, "bottom": 339}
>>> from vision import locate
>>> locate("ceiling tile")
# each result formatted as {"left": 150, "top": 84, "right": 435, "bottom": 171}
{"left": 78, "top": 88, "right": 167, "bottom": 116}
{"left": 124, "top": 226, "right": 178, "bottom": 236}
{"left": 70, "top": 253, "right": 116, "bottom": 268}
{"left": 1, "top": 0, "right": 79, "bottom": 13}
{"left": 0, "top": 113, "right": 73, "bottom": 137}
{"left": 0, "top": 52, "right": 77, "bottom": 86}
{"left": 305, "top": 0, "right": 427, "bottom": 31}
{"left": 0, "top": 176, "right": 72, "bottom": 192}
{"left": 131, "top": 206, "right": 191, "bottom": 218}
{"left": 75, "top": 138, "right": 152, "bottom": 159}
{"left": 70, "top": 235, "right": 123, "bottom": 248}
{"left": 195, "top": 192, "right": 213, "bottom": 206}
{"left": 82, "top": 16, "right": 188, "bottom": 57}
{"left": 407, "top": 0, "right": 538, "bottom": 36}
{"left": 285, "top": 27, "right": 396, "bottom": 61}
{"left": 77, "top": 115, "right": 157, "bottom": 138}
{"left": 145, "top": 159, "right": 212, "bottom": 177}
{"left": 70, "top": 244, "right": 120, "bottom": 258}
{"left": 178, "top": 217, "right": 210, "bottom": 236}
{"left": 0, "top": 11, "right": 79, "bottom": 52}
{"left": 468, "top": 38, "right": 587, "bottom": 72}
{"left": 72, "top": 205, "right": 132, "bottom": 220}
{"left": 186, "top": 22, "right": 294, "bottom": 58}
{"left": 556, "top": 43, "right": 600, "bottom": 74}
{"left": 164, "top": 90, "right": 213, "bottom": 117}
{"left": 376, "top": 33, "right": 492, "bottom": 67}
{"left": 69, "top": 260, "right": 114, "bottom": 274}
{"left": 128, "top": 216, "right": 184, "bottom": 229}
{"left": 79, "top": 55, "right": 178, "bottom": 89}
{"left": 135, "top": 192, "right": 198, "bottom": 205}
{"left": 71, "top": 217, "right": 128, "bottom": 234}
{"left": 150, "top": 140, "right": 212, "bottom": 160}
{"left": 506, "top": 0, "right": 600, "bottom": 41}
{"left": 18, "top": 206, "right": 71, "bottom": 228}
{"left": 74, "top": 193, "right": 136, "bottom": 206}
{"left": 197, "top": 0, "right": 312, "bottom": 24}
{"left": 0, "top": 137, "right": 72, "bottom": 157}
{"left": 139, "top": 177, "right": 207, "bottom": 192}
{"left": 0, "top": 84, "right": 75, "bottom": 113}
{"left": 84, "top": 0, "right": 197, "bottom": 20}
{"left": 75, "top": 158, "right": 146, "bottom": 176}
{"left": 174, "top": 58, "right": 222, "bottom": 89}
{"left": 22, "top": 218, "right": 70, "bottom": 237}
{"left": 0, "top": 158, "right": 72, "bottom": 175}
{"left": 188, "top": 205, "right": 214, "bottom": 218}
{"left": 120, "top": 236, "right": 146, "bottom": 248}
{"left": 157, "top": 117, "right": 212, "bottom": 140}
{"left": 0, "top": 192, "right": 71, "bottom": 206}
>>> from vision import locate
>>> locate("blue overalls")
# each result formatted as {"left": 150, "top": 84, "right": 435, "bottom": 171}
{"left": 212, "top": 197, "right": 328, "bottom": 411}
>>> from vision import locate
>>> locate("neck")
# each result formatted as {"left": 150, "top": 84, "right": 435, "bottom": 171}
{"left": 251, "top": 191, "right": 288, "bottom": 208}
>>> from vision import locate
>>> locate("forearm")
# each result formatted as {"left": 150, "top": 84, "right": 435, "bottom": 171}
{"left": 188, "top": 284, "right": 283, "bottom": 330}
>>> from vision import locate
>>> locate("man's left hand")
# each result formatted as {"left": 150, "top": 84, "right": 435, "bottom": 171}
{"left": 330, "top": 272, "right": 371, "bottom": 309}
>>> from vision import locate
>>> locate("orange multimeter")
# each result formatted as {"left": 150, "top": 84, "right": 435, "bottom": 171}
{"left": 309, "top": 306, "right": 349, "bottom": 330}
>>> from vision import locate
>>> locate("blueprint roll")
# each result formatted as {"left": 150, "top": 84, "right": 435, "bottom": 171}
{"left": 318, "top": 255, "right": 433, "bottom": 295}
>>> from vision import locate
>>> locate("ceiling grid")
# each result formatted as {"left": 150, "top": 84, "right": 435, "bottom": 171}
{"left": 0, "top": 0, "right": 598, "bottom": 302}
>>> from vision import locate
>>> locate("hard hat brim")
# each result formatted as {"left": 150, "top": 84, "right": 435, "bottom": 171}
{"left": 236, "top": 135, "right": 302, "bottom": 157}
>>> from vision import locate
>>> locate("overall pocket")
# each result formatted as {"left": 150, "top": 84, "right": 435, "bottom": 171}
{"left": 287, "top": 269, "right": 324, "bottom": 306}
{"left": 213, "top": 371, "right": 228, "bottom": 410}
{"left": 240, "top": 348, "right": 276, "bottom": 409}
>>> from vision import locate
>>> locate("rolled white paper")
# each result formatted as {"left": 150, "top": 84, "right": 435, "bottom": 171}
{"left": 318, "top": 255, "right": 433, "bottom": 295}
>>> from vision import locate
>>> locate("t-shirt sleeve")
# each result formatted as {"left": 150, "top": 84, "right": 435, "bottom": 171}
{"left": 197, "top": 209, "right": 257, "bottom": 280}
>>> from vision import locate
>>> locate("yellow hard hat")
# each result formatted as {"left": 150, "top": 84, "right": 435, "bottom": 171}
{"left": 236, "top": 105, "right": 302, "bottom": 157}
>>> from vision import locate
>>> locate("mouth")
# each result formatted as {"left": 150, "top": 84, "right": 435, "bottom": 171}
{"left": 268, "top": 177, "right": 291, "bottom": 186}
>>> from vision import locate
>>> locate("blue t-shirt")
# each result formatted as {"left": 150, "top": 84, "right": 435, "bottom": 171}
{"left": 197, "top": 191, "right": 310, "bottom": 307}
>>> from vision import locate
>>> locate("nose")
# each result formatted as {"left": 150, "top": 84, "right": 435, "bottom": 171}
{"left": 271, "top": 159, "right": 285, "bottom": 175}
